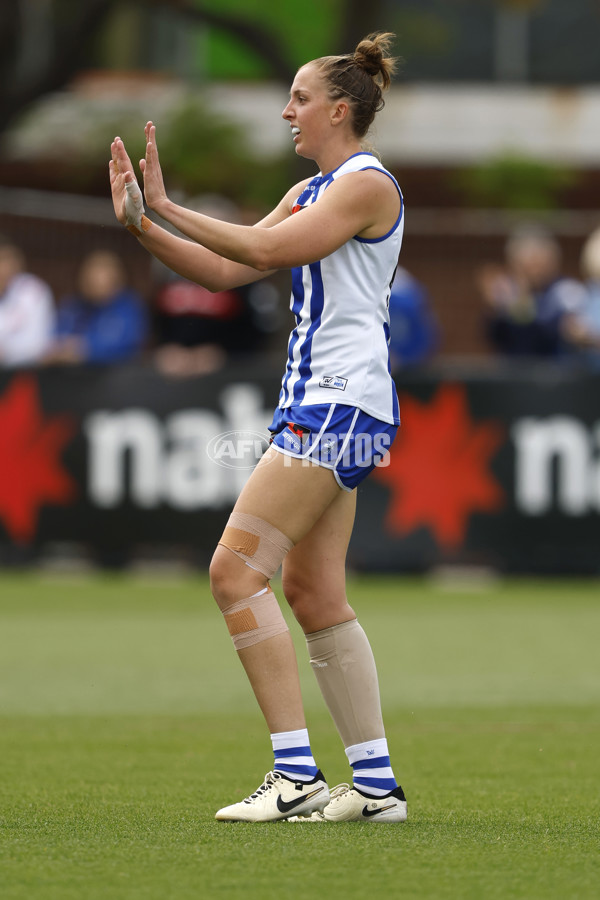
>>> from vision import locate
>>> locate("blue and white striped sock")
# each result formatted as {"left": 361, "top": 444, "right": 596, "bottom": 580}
{"left": 271, "top": 729, "right": 319, "bottom": 782}
{"left": 346, "top": 738, "right": 398, "bottom": 797}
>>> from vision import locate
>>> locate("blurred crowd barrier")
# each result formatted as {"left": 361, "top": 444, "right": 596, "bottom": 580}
{"left": 0, "top": 361, "right": 598, "bottom": 574}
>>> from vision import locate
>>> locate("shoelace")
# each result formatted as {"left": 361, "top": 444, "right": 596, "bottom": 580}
{"left": 245, "top": 771, "right": 281, "bottom": 803}
{"left": 328, "top": 783, "right": 351, "bottom": 803}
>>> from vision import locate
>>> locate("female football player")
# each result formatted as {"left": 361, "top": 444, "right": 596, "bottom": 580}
{"left": 110, "top": 32, "right": 407, "bottom": 823}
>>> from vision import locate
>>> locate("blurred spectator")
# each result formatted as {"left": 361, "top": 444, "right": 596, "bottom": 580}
{"left": 387, "top": 267, "right": 439, "bottom": 370}
{"left": 153, "top": 276, "right": 269, "bottom": 377}
{"left": 478, "top": 226, "right": 585, "bottom": 358}
{"left": 561, "top": 227, "right": 600, "bottom": 367}
{"left": 152, "top": 194, "right": 278, "bottom": 377}
{"left": 45, "top": 250, "right": 147, "bottom": 365}
{"left": 0, "top": 234, "right": 55, "bottom": 367}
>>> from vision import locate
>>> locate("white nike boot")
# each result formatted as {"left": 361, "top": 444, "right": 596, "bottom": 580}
{"left": 288, "top": 782, "right": 407, "bottom": 823}
{"left": 215, "top": 770, "right": 330, "bottom": 822}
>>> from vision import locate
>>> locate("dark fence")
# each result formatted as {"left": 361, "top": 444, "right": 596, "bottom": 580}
{"left": 1, "top": 361, "right": 599, "bottom": 573}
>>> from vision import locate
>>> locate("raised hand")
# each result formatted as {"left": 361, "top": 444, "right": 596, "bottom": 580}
{"left": 140, "top": 121, "right": 168, "bottom": 213}
{"left": 109, "top": 137, "right": 145, "bottom": 229}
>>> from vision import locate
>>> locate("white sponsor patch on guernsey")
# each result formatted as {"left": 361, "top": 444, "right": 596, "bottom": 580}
{"left": 319, "top": 375, "right": 348, "bottom": 391}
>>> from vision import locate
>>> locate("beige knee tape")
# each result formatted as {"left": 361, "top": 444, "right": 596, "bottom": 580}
{"left": 223, "top": 587, "right": 289, "bottom": 650}
{"left": 218, "top": 512, "right": 293, "bottom": 579}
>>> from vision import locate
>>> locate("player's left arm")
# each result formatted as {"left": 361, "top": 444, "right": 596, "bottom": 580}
{"left": 153, "top": 169, "right": 400, "bottom": 271}
{"left": 137, "top": 121, "right": 399, "bottom": 269}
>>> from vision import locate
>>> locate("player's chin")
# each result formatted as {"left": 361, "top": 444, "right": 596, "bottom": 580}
{"left": 294, "top": 143, "right": 312, "bottom": 161}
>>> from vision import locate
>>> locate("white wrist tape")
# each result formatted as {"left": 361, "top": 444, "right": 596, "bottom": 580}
{"left": 124, "top": 179, "right": 145, "bottom": 230}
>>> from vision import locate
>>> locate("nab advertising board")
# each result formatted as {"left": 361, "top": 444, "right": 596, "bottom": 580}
{"left": 0, "top": 363, "right": 599, "bottom": 573}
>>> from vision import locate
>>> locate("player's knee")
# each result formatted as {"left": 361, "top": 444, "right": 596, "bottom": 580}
{"left": 209, "top": 546, "right": 267, "bottom": 610}
{"left": 283, "top": 569, "right": 351, "bottom": 632}
{"left": 208, "top": 551, "right": 229, "bottom": 606}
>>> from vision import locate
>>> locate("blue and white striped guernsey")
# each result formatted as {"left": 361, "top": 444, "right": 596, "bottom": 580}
{"left": 278, "top": 152, "right": 404, "bottom": 426}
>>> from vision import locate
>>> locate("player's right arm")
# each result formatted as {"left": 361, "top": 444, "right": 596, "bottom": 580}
{"left": 132, "top": 180, "right": 308, "bottom": 291}
{"left": 109, "top": 136, "right": 309, "bottom": 292}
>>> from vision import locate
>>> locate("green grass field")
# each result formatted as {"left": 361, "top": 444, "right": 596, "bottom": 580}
{"left": 0, "top": 571, "right": 598, "bottom": 899}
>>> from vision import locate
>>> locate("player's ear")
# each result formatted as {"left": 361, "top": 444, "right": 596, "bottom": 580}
{"left": 330, "top": 101, "right": 350, "bottom": 127}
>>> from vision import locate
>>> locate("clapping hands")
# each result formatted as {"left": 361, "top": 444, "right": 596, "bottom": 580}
{"left": 109, "top": 121, "right": 168, "bottom": 229}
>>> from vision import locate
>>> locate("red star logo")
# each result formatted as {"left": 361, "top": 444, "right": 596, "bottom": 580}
{"left": 0, "top": 376, "right": 76, "bottom": 543}
{"left": 374, "top": 384, "right": 505, "bottom": 548}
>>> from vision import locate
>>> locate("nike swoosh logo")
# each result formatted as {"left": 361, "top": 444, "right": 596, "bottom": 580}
{"left": 362, "top": 803, "right": 397, "bottom": 818}
{"left": 277, "top": 787, "right": 324, "bottom": 814}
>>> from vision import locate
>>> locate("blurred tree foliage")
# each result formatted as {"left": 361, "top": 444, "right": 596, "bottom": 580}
{"left": 454, "top": 152, "right": 577, "bottom": 210}
{"left": 157, "top": 100, "right": 289, "bottom": 207}
{"left": 0, "top": 0, "right": 386, "bottom": 140}
{"left": 0, "top": 0, "right": 386, "bottom": 204}
{"left": 85, "top": 96, "right": 289, "bottom": 208}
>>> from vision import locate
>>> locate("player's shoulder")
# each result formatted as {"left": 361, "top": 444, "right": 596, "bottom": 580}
{"left": 326, "top": 166, "right": 397, "bottom": 207}
{"left": 329, "top": 156, "right": 401, "bottom": 210}
{"left": 341, "top": 155, "right": 396, "bottom": 185}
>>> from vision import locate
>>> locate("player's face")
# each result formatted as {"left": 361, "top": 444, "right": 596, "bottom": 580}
{"left": 282, "top": 64, "right": 337, "bottom": 160}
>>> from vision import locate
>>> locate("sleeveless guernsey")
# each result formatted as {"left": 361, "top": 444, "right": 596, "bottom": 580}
{"left": 278, "top": 152, "right": 404, "bottom": 426}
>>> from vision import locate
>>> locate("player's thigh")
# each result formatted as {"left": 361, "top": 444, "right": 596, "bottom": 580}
{"left": 233, "top": 446, "right": 343, "bottom": 544}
